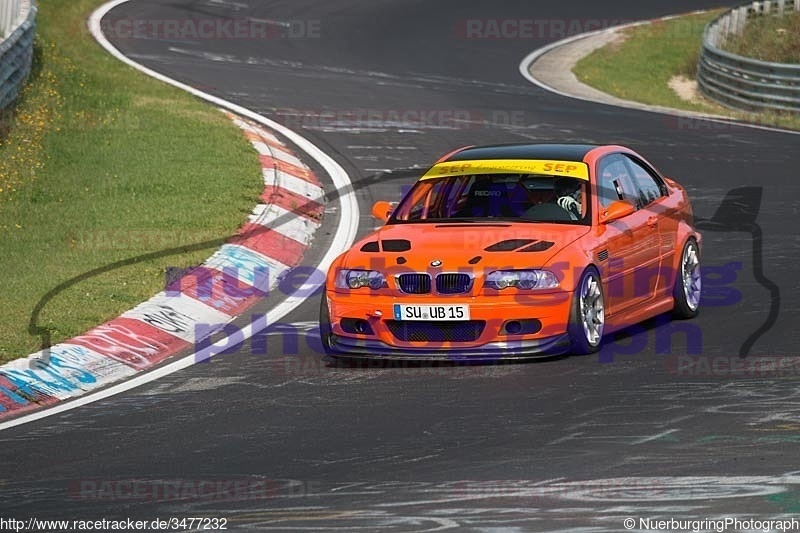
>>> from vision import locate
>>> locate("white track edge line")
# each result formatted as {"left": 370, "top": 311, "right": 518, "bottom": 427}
{"left": 0, "top": 0, "right": 359, "bottom": 431}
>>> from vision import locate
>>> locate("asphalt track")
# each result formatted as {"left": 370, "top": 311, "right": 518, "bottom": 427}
{"left": 2, "top": 1, "right": 800, "bottom": 531}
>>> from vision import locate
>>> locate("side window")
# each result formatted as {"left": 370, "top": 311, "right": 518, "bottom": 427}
{"left": 597, "top": 155, "right": 639, "bottom": 208}
{"left": 624, "top": 156, "right": 665, "bottom": 207}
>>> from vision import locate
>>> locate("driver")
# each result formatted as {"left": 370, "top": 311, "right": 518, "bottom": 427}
{"left": 555, "top": 178, "right": 583, "bottom": 219}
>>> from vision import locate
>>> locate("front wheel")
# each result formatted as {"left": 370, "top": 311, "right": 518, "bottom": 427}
{"left": 673, "top": 238, "right": 701, "bottom": 319}
{"left": 567, "top": 267, "right": 605, "bottom": 354}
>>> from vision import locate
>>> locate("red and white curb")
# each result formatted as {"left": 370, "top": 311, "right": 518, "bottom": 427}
{"left": 0, "top": 112, "right": 330, "bottom": 421}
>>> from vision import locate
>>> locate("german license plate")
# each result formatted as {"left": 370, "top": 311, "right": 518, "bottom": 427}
{"left": 393, "top": 304, "right": 470, "bottom": 321}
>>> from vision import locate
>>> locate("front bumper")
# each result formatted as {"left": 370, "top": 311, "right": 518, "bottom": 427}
{"left": 325, "top": 290, "right": 573, "bottom": 360}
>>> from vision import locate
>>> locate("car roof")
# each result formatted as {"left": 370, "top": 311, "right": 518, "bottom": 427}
{"left": 445, "top": 143, "right": 600, "bottom": 163}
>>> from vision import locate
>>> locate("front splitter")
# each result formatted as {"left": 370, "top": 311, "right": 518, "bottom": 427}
{"left": 328, "top": 333, "right": 571, "bottom": 362}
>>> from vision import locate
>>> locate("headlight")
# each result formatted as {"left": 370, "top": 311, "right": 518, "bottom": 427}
{"left": 335, "top": 269, "right": 388, "bottom": 290}
{"left": 484, "top": 270, "right": 559, "bottom": 290}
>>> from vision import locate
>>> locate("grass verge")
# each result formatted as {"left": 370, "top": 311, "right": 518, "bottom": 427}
{"left": 572, "top": 9, "right": 800, "bottom": 131}
{"left": 0, "top": 0, "right": 264, "bottom": 363}
{"left": 723, "top": 10, "right": 800, "bottom": 63}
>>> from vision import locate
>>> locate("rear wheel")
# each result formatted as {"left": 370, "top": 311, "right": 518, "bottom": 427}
{"left": 673, "top": 238, "right": 701, "bottom": 319}
{"left": 568, "top": 267, "right": 605, "bottom": 354}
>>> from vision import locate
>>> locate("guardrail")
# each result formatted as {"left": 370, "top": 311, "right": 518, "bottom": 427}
{"left": 0, "top": 0, "right": 36, "bottom": 113}
{"left": 697, "top": 0, "right": 800, "bottom": 114}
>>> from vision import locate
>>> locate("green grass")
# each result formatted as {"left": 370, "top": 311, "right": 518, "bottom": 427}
{"left": 574, "top": 12, "right": 721, "bottom": 111}
{"left": 572, "top": 9, "right": 800, "bottom": 130}
{"left": 0, "top": 0, "right": 263, "bottom": 363}
{"left": 723, "top": 10, "right": 800, "bottom": 63}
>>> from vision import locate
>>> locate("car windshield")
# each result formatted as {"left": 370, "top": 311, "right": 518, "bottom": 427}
{"left": 390, "top": 173, "right": 590, "bottom": 224}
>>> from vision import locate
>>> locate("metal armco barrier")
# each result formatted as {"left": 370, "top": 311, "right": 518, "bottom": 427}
{"left": 0, "top": 0, "right": 36, "bottom": 113}
{"left": 698, "top": 0, "right": 800, "bottom": 113}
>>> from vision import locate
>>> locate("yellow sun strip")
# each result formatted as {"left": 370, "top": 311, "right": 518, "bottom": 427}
{"left": 421, "top": 159, "right": 590, "bottom": 180}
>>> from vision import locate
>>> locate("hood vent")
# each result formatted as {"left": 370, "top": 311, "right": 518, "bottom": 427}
{"left": 382, "top": 239, "right": 411, "bottom": 252}
{"left": 518, "top": 241, "right": 555, "bottom": 252}
{"left": 360, "top": 240, "right": 412, "bottom": 252}
{"left": 484, "top": 239, "right": 555, "bottom": 252}
{"left": 484, "top": 239, "right": 536, "bottom": 252}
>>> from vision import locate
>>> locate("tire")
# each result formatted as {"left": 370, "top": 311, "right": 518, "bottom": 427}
{"left": 673, "top": 238, "right": 701, "bottom": 319}
{"left": 567, "top": 266, "right": 605, "bottom": 355}
{"left": 318, "top": 294, "right": 335, "bottom": 355}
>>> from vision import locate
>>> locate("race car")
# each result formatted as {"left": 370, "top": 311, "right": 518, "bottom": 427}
{"left": 319, "top": 144, "right": 701, "bottom": 360}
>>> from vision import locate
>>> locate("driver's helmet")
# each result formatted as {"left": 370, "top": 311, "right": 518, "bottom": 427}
{"left": 555, "top": 177, "right": 582, "bottom": 200}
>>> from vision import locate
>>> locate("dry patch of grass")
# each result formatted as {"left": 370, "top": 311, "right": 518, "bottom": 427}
{"left": 668, "top": 75, "right": 701, "bottom": 104}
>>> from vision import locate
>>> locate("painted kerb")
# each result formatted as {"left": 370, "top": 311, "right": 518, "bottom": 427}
{"left": 697, "top": 0, "right": 800, "bottom": 113}
{"left": 0, "top": 0, "right": 35, "bottom": 112}
{"left": 0, "top": 112, "right": 325, "bottom": 420}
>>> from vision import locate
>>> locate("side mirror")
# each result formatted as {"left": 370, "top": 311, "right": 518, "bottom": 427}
{"left": 371, "top": 200, "right": 394, "bottom": 222}
{"left": 599, "top": 200, "right": 635, "bottom": 224}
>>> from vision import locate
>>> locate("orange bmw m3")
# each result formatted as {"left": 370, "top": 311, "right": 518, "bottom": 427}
{"left": 320, "top": 144, "right": 702, "bottom": 360}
